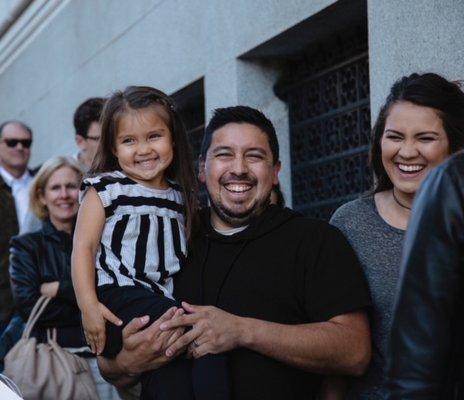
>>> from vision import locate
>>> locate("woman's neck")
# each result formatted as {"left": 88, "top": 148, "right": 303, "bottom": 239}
{"left": 392, "top": 188, "right": 414, "bottom": 210}
{"left": 49, "top": 216, "right": 73, "bottom": 235}
{"left": 374, "top": 189, "right": 414, "bottom": 231}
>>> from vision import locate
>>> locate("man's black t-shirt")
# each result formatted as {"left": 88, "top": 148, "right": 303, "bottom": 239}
{"left": 175, "top": 205, "right": 371, "bottom": 399}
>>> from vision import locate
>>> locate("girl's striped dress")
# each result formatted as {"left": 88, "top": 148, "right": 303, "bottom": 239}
{"left": 80, "top": 170, "right": 186, "bottom": 298}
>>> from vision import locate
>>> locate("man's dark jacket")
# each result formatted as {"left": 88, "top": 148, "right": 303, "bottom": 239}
{"left": 386, "top": 151, "right": 464, "bottom": 399}
{"left": 175, "top": 205, "right": 370, "bottom": 400}
{"left": 0, "top": 175, "right": 18, "bottom": 321}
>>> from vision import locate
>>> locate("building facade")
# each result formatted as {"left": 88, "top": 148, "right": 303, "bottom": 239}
{"left": 0, "top": 0, "right": 463, "bottom": 217}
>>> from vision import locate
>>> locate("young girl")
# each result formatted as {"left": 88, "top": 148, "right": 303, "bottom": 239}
{"left": 72, "top": 86, "right": 228, "bottom": 399}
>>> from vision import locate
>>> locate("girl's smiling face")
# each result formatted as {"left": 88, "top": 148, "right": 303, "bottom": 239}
{"left": 380, "top": 101, "right": 450, "bottom": 196}
{"left": 114, "top": 106, "right": 174, "bottom": 189}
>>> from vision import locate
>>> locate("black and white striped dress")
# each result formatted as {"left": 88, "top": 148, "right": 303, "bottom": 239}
{"left": 80, "top": 170, "right": 186, "bottom": 299}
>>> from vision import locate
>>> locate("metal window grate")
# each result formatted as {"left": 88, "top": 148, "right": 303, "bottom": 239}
{"left": 276, "top": 29, "right": 371, "bottom": 220}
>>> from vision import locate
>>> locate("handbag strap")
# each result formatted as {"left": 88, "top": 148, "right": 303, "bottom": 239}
{"left": 22, "top": 295, "right": 52, "bottom": 339}
{"left": 46, "top": 328, "right": 57, "bottom": 342}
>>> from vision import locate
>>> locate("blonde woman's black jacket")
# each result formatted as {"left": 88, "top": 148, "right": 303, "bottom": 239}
{"left": 386, "top": 152, "right": 464, "bottom": 399}
{"left": 9, "top": 219, "right": 86, "bottom": 348}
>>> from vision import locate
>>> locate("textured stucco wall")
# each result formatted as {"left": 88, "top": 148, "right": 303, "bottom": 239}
{"left": 0, "top": 0, "right": 337, "bottom": 203}
{"left": 368, "top": 0, "right": 464, "bottom": 122}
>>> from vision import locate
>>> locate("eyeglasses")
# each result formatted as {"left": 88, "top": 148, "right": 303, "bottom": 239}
{"left": 2, "top": 138, "right": 32, "bottom": 148}
{"left": 86, "top": 136, "right": 100, "bottom": 142}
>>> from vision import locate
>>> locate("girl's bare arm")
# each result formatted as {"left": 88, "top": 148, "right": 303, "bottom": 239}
{"left": 72, "top": 188, "right": 122, "bottom": 354}
{"left": 71, "top": 187, "right": 105, "bottom": 312}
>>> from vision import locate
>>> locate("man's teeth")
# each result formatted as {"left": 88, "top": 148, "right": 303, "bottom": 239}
{"left": 225, "top": 184, "right": 251, "bottom": 193}
{"left": 398, "top": 164, "right": 425, "bottom": 172}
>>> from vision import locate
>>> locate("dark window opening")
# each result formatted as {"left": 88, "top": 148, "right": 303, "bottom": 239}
{"left": 171, "top": 79, "right": 207, "bottom": 206}
{"left": 276, "top": 27, "right": 371, "bottom": 220}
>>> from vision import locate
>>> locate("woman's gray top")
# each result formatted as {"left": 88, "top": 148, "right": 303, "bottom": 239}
{"left": 330, "top": 195, "right": 404, "bottom": 399}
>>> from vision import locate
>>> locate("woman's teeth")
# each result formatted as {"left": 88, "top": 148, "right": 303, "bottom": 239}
{"left": 398, "top": 164, "right": 425, "bottom": 173}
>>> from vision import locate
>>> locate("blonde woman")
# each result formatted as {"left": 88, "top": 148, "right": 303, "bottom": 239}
{"left": 8, "top": 156, "right": 120, "bottom": 400}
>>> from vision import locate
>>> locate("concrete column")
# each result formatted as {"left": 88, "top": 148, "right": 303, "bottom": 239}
{"left": 368, "top": 0, "right": 464, "bottom": 121}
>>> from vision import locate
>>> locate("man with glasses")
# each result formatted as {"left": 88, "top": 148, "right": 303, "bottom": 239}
{"left": 73, "top": 97, "right": 105, "bottom": 172}
{"left": 0, "top": 120, "right": 39, "bottom": 336}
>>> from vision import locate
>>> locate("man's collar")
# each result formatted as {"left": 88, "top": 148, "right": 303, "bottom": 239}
{"left": 0, "top": 165, "right": 30, "bottom": 186}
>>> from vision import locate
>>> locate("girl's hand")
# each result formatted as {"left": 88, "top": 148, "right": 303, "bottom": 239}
{"left": 40, "top": 281, "right": 59, "bottom": 298}
{"left": 82, "top": 302, "right": 122, "bottom": 355}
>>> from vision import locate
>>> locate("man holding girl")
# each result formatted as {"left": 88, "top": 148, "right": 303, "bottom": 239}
{"left": 80, "top": 94, "right": 372, "bottom": 399}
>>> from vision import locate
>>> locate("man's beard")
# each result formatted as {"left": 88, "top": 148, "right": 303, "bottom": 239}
{"left": 208, "top": 193, "right": 270, "bottom": 228}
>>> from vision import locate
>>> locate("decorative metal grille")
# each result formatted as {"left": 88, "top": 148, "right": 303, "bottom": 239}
{"left": 276, "top": 30, "right": 371, "bottom": 220}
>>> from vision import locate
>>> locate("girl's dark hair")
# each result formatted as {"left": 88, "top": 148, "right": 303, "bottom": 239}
{"left": 91, "top": 86, "right": 199, "bottom": 239}
{"left": 371, "top": 73, "right": 464, "bottom": 192}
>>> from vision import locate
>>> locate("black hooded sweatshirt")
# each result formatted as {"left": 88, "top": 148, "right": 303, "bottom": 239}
{"left": 175, "top": 205, "right": 370, "bottom": 399}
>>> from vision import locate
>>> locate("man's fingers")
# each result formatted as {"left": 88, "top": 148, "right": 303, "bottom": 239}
{"left": 192, "top": 343, "right": 211, "bottom": 359}
{"left": 173, "top": 308, "right": 185, "bottom": 318}
{"left": 159, "top": 313, "right": 198, "bottom": 331}
{"left": 165, "top": 328, "right": 199, "bottom": 357}
{"left": 143, "top": 307, "right": 179, "bottom": 333}
{"left": 101, "top": 305, "right": 123, "bottom": 326}
{"left": 181, "top": 301, "right": 202, "bottom": 313}
{"left": 122, "top": 315, "right": 150, "bottom": 338}
{"left": 166, "top": 327, "right": 184, "bottom": 347}
{"left": 158, "top": 306, "right": 179, "bottom": 322}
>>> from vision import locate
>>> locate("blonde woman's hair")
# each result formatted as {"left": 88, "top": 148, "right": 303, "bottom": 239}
{"left": 30, "top": 156, "right": 83, "bottom": 220}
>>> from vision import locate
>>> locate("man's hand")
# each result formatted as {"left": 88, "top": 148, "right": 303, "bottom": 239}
{"left": 115, "top": 307, "right": 186, "bottom": 376}
{"left": 160, "top": 302, "right": 245, "bottom": 359}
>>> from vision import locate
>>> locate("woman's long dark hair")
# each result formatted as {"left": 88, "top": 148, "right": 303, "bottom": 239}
{"left": 370, "top": 73, "right": 464, "bottom": 193}
{"left": 91, "top": 86, "right": 199, "bottom": 240}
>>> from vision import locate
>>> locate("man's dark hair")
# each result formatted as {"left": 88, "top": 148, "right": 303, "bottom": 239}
{"left": 201, "top": 106, "right": 280, "bottom": 164}
{"left": 371, "top": 72, "right": 464, "bottom": 192}
{"left": 0, "top": 120, "right": 33, "bottom": 137}
{"left": 73, "top": 97, "right": 106, "bottom": 138}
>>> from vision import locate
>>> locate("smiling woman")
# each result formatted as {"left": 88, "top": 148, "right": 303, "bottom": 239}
{"left": 8, "top": 156, "right": 121, "bottom": 399}
{"left": 329, "top": 73, "right": 464, "bottom": 399}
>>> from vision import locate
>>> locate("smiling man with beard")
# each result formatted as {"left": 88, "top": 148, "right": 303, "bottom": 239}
{"left": 98, "top": 106, "right": 372, "bottom": 400}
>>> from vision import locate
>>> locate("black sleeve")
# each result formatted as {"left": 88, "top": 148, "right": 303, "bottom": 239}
{"left": 9, "top": 235, "right": 41, "bottom": 321}
{"left": 56, "top": 279, "right": 77, "bottom": 303}
{"left": 385, "top": 160, "right": 464, "bottom": 399}
{"left": 305, "top": 223, "right": 371, "bottom": 322}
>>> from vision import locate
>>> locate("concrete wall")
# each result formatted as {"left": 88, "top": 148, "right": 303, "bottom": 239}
{"left": 2, "top": 0, "right": 463, "bottom": 204}
{"left": 368, "top": 0, "right": 464, "bottom": 121}
{"left": 0, "top": 0, "right": 337, "bottom": 204}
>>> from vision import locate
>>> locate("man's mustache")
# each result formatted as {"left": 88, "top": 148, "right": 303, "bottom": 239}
{"left": 219, "top": 174, "right": 256, "bottom": 185}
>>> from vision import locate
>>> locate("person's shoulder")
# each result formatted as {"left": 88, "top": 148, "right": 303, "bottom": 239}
{"left": 10, "top": 227, "right": 43, "bottom": 249}
{"left": 330, "top": 195, "right": 373, "bottom": 226}
{"left": 81, "top": 170, "right": 133, "bottom": 193}
{"left": 83, "top": 170, "right": 125, "bottom": 184}
{"left": 283, "top": 212, "right": 345, "bottom": 241}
